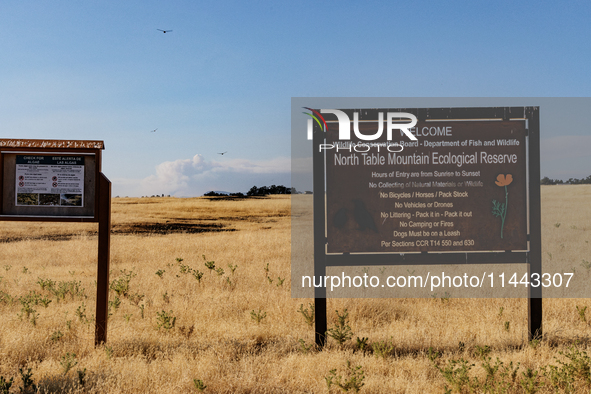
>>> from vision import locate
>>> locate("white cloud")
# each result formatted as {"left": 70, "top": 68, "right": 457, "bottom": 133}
{"left": 112, "top": 154, "right": 292, "bottom": 197}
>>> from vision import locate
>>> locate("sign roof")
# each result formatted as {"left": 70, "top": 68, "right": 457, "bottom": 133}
{"left": 0, "top": 139, "right": 104, "bottom": 150}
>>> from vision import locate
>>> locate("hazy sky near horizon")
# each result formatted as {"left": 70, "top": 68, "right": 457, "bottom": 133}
{"left": 1, "top": 1, "right": 590, "bottom": 196}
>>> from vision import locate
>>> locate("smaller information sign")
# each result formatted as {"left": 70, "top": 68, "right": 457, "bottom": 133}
{"left": 0, "top": 138, "right": 112, "bottom": 346}
{"left": 15, "top": 155, "right": 84, "bottom": 207}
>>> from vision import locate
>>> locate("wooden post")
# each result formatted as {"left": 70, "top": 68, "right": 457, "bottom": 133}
{"left": 95, "top": 173, "right": 111, "bottom": 346}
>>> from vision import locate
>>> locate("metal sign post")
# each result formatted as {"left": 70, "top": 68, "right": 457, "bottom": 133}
{"left": 527, "top": 110, "right": 543, "bottom": 339}
{"left": 311, "top": 107, "right": 541, "bottom": 348}
{"left": 95, "top": 172, "right": 112, "bottom": 345}
{"left": 0, "top": 139, "right": 112, "bottom": 346}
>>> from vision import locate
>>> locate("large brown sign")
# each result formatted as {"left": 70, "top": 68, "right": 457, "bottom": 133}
{"left": 308, "top": 106, "right": 542, "bottom": 346}
{"left": 325, "top": 118, "right": 528, "bottom": 253}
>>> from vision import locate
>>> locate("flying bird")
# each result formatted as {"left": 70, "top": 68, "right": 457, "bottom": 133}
{"left": 352, "top": 199, "right": 378, "bottom": 232}
{"left": 218, "top": 151, "right": 227, "bottom": 155}
{"left": 150, "top": 128, "right": 158, "bottom": 133}
{"left": 157, "top": 29, "right": 173, "bottom": 33}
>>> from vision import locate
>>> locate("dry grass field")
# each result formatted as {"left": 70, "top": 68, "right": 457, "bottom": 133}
{"left": 1, "top": 186, "right": 591, "bottom": 393}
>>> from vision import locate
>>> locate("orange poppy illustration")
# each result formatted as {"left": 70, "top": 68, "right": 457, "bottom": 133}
{"left": 492, "top": 174, "right": 513, "bottom": 239}
{"left": 495, "top": 174, "right": 513, "bottom": 187}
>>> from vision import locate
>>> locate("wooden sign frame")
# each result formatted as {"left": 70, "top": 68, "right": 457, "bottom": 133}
{"left": 0, "top": 139, "right": 112, "bottom": 346}
{"left": 312, "top": 107, "right": 541, "bottom": 346}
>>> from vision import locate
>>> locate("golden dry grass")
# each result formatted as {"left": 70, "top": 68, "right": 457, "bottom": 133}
{"left": 0, "top": 187, "right": 590, "bottom": 393}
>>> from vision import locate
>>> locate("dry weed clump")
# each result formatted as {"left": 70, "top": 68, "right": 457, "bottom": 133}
{"left": 0, "top": 190, "right": 590, "bottom": 392}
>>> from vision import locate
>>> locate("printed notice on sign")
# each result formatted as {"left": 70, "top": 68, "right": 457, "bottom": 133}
{"left": 16, "top": 155, "right": 84, "bottom": 207}
{"left": 325, "top": 120, "right": 528, "bottom": 253}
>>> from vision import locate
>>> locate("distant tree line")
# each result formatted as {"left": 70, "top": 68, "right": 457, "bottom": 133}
{"left": 203, "top": 185, "right": 293, "bottom": 197}
{"left": 247, "top": 185, "right": 291, "bottom": 196}
{"left": 541, "top": 175, "right": 591, "bottom": 185}
{"left": 203, "top": 191, "right": 245, "bottom": 197}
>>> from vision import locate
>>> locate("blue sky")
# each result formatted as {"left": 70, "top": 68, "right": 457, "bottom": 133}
{"left": 1, "top": 1, "right": 590, "bottom": 196}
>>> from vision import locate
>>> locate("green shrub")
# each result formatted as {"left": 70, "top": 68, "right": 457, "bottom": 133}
{"left": 372, "top": 338, "right": 394, "bottom": 358}
{"left": 60, "top": 353, "right": 78, "bottom": 375}
{"left": 19, "top": 367, "right": 36, "bottom": 393}
{"left": 193, "top": 378, "right": 207, "bottom": 391}
{"left": 109, "top": 270, "right": 136, "bottom": 297}
{"left": 0, "top": 376, "right": 13, "bottom": 394}
{"left": 250, "top": 309, "right": 267, "bottom": 324}
{"left": 327, "top": 309, "right": 353, "bottom": 346}
{"left": 297, "top": 303, "right": 315, "bottom": 327}
{"left": 325, "top": 360, "right": 365, "bottom": 393}
{"left": 156, "top": 310, "right": 176, "bottom": 330}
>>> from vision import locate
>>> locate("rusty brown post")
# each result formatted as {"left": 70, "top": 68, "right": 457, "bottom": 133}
{"left": 95, "top": 172, "right": 111, "bottom": 346}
